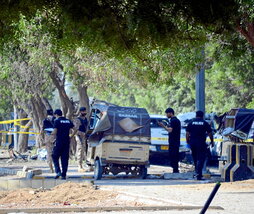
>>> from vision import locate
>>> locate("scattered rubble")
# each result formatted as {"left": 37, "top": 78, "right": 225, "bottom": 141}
{"left": 16, "top": 166, "right": 42, "bottom": 178}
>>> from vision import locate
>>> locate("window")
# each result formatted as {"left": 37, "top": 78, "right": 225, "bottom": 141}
{"left": 150, "top": 118, "right": 168, "bottom": 128}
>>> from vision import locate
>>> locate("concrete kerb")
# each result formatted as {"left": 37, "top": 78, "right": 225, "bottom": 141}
{"left": 0, "top": 178, "right": 92, "bottom": 190}
{"left": 0, "top": 167, "right": 18, "bottom": 176}
{"left": 0, "top": 205, "right": 224, "bottom": 214}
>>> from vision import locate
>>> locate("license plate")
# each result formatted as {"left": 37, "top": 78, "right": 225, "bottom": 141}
{"left": 161, "top": 145, "right": 169, "bottom": 150}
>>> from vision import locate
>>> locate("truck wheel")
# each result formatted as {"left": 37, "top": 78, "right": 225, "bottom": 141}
{"left": 139, "top": 166, "right": 147, "bottom": 179}
{"left": 94, "top": 159, "right": 103, "bottom": 180}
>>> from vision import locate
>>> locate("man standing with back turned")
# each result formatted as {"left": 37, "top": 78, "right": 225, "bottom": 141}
{"left": 42, "top": 109, "right": 55, "bottom": 173}
{"left": 51, "top": 109, "right": 76, "bottom": 180}
{"left": 186, "top": 111, "right": 214, "bottom": 180}
{"left": 74, "top": 107, "right": 88, "bottom": 172}
{"left": 159, "top": 108, "right": 181, "bottom": 173}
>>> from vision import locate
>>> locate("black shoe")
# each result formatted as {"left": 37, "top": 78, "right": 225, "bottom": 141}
{"left": 54, "top": 173, "right": 62, "bottom": 179}
{"left": 173, "top": 170, "right": 179, "bottom": 173}
{"left": 61, "top": 176, "right": 66, "bottom": 180}
{"left": 196, "top": 177, "right": 205, "bottom": 181}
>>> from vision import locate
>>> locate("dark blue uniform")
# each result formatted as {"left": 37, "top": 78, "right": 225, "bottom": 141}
{"left": 43, "top": 116, "right": 55, "bottom": 130}
{"left": 42, "top": 116, "right": 55, "bottom": 135}
{"left": 168, "top": 116, "right": 181, "bottom": 173}
{"left": 77, "top": 117, "right": 88, "bottom": 133}
{"left": 186, "top": 118, "right": 212, "bottom": 179}
{"left": 52, "top": 117, "right": 74, "bottom": 178}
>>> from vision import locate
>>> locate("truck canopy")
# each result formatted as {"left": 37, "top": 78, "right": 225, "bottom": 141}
{"left": 219, "top": 108, "right": 254, "bottom": 140}
{"left": 88, "top": 106, "right": 151, "bottom": 144}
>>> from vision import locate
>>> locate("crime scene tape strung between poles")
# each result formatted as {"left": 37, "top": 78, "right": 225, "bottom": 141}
{"left": 152, "top": 137, "right": 253, "bottom": 143}
{"left": 14, "top": 121, "right": 33, "bottom": 129}
{"left": 0, "top": 118, "right": 40, "bottom": 135}
{"left": 0, "top": 118, "right": 31, "bottom": 124}
{"left": 0, "top": 130, "right": 40, "bottom": 135}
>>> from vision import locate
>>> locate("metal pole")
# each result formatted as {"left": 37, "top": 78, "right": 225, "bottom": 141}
{"left": 195, "top": 49, "right": 205, "bottom": 113}
{"left": 196, "top": 49, "right": 208, "bottom": 173}
{"left": 13, "top": 105, "right": 18, "bottom": 151}
{"left": 199, "top": 182, "right": 221, "bottom": 214}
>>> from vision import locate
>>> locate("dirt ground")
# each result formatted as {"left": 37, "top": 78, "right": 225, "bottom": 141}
{"left": 1, "top": 149, "right": 254, "bottom": 213}
{"left": 0, "top": 182, "right": 144, "bottom": 209}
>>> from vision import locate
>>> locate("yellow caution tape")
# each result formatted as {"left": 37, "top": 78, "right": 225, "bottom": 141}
{"left": 14, "top": 121, "right": 33, "bottom": 129}
{"left": 151, "top": 137, "right": 253, "bottom": 143}
{"left": 9, "top": 126, "right": 35, "bottom": 131}
{"left": 207, "top": 139, "right": 224, "bottom": 142}
{"left": 151, "top": 137, "right": 168, "bottom": 141}
{"left": 0, "top": 118, "right": 31, "bottom": 124}
{"left": 152, "top": 137, "right": 224, "bottom": 142}
{"left": 0, "top": 130, "right": 40, "bottom": 135}
{"left": 0, "top": 118, "right": 37, "bottom": 134}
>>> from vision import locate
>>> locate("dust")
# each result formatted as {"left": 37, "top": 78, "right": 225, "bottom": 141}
{"left": 0, "top": 182, "right": 143, "bottom": 208}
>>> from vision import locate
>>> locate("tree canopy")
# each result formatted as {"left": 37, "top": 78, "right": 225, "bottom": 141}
{"left": 0, "top": 1, "right": 254, "bottom": 151}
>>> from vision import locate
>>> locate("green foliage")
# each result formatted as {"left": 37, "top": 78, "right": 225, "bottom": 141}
{"left": 90, "top": 73, "right": 196, "bottom": 115}
{"left": 238, "top": 0, "right": 254, "bottom": 19}
{"left": 91, "top": 36, "right": 254, "bottom": 114}
{"left": 0, "top": 1, "right": 241, "bottom": 83}
{"left": 0, "top": 2, "right": 253, "bottom": 118}
{"left": 205, "top": 35, "right": 254, "bottom": 112}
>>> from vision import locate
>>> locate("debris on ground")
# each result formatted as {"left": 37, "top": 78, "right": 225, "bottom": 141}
{"left": 37, "top": 148, "right": 47, "bottom": 161}
{"left": 179, "top": 162, "right": 195, "bottom": 172}
{"left": 16, "top": 166, "right": 42, "bottom": 178}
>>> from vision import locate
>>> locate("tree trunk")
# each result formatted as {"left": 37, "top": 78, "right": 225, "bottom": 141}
{"left": 49, "top": 64, "right": 74, "bottom": 119}
{"left": 77, "top": 85, "right": 90, "bottom": 115}
{"left": 29, "top": 97, "right": 47, "bottom": 148}
{"left": 237, "top": 21, "right": 254, "bottom": 48}
{"left": 14, "top": 95, "right": 48, "bottom": 149}
{"left": 17, "top": 120, "right": 33, "bottom": 153}
{"left": 41, "top": 97, "right": 52, "bottom": 110}
{"left": 17, "top": 109, "right": 31, "bottom": 153}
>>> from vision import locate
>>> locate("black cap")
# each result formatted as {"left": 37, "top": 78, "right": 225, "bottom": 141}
{"left": 79, "top": 107, "right": 86, "bottom": 112}
{"left": 47, "top": 109, "right": 53, "bottom": 116}
{"left": 165, "top": 107, "right": 175, "bottom": 115}
{"left": 54, "top": 109, "right": 62, "bottom": 116}
{"left": 196, "top": 110, "right": 204, "bottom": 118}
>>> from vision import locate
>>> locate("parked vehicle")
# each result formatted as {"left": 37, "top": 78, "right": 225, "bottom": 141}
{"left": 149, "top": 115, "right": 190, "bottom": 165}
{"left": 86, "top": 104, "right": 151, "bottom": 180}
{"left": 149, "top": 112, "right": 226, "bottom": 165}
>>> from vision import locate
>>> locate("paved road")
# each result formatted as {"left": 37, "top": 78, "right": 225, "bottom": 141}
{"left": 0, "top": 156, "right": 253, "bottom": 214}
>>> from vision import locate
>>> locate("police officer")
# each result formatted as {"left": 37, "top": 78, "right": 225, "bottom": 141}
{"left": 51, "top": 109, "right": 76, "bottom": 180}
{"left": 159, "top": 108, "right": 181, "bottom": 173}
{"left": 42, "top": 109, "right": 55, "bottom": 172}
{"left": 186, "top": 111, "right": 214, "bottom": 180}
{"left": 74, "top": 107, "right": 88, "bottom": 172}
